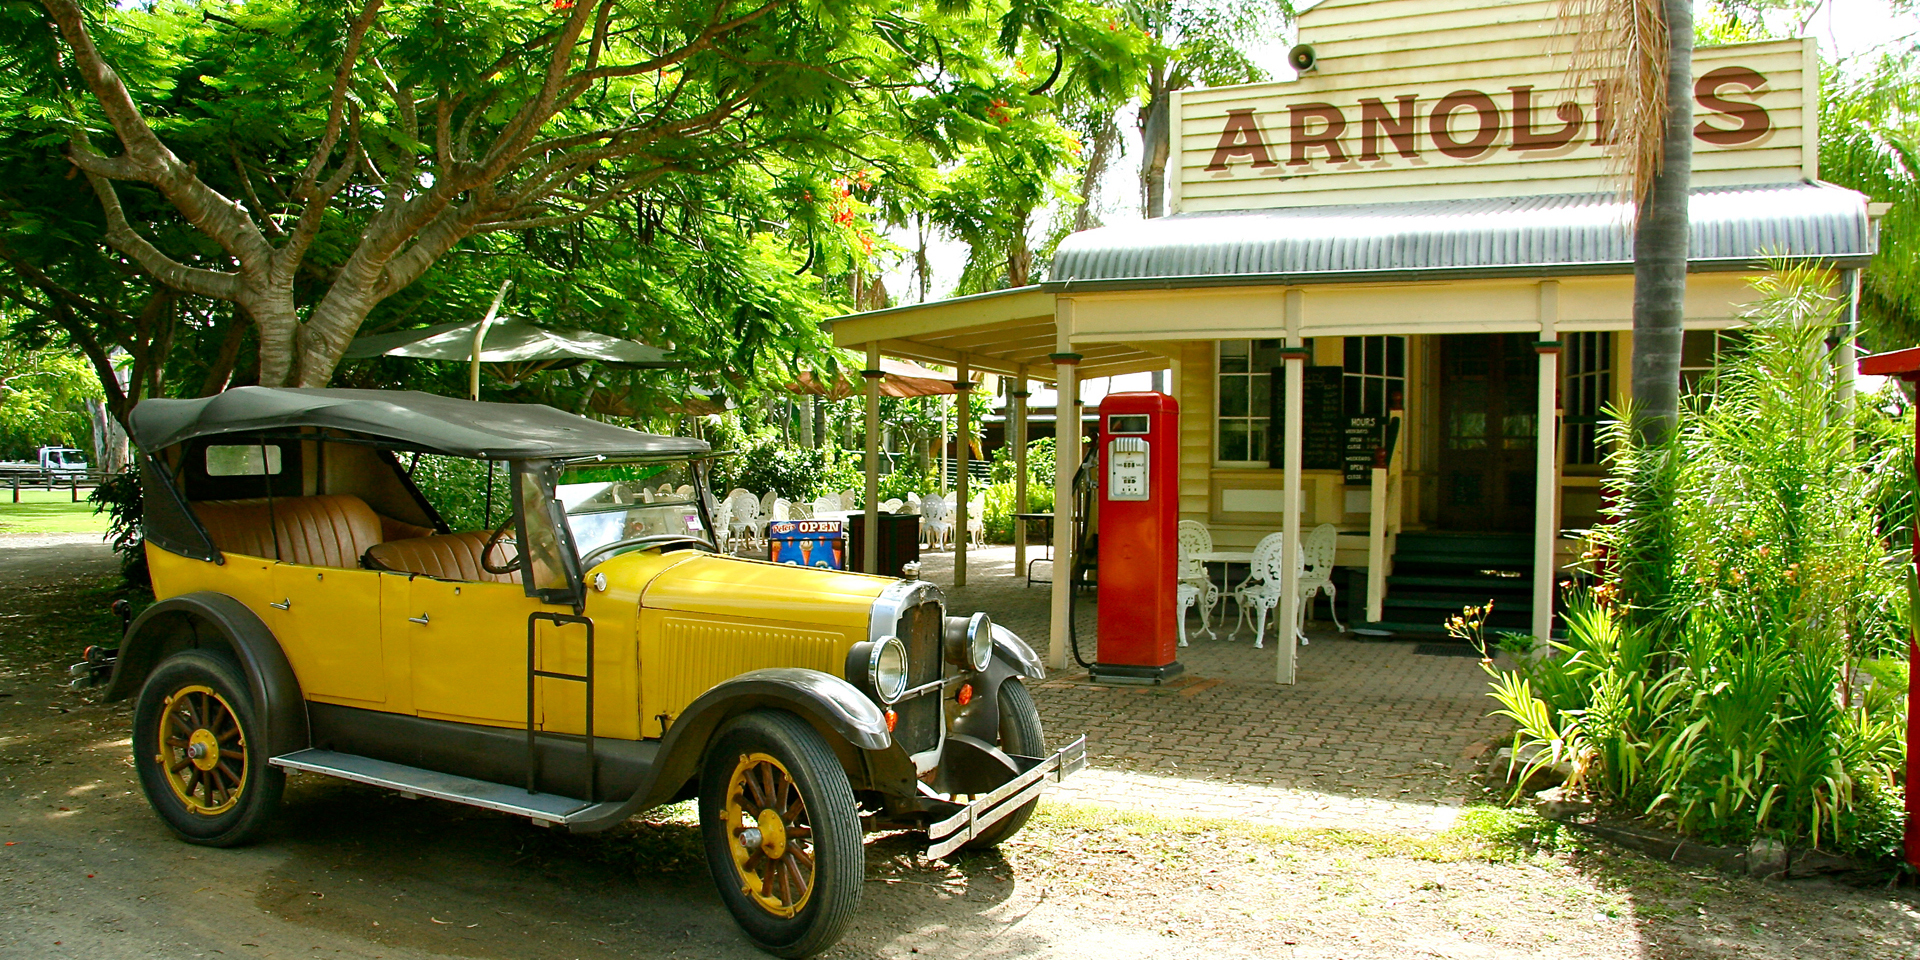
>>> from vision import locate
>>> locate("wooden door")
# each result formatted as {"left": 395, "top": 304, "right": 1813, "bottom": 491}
{"left": 1437, "top": 334, "right": 1538, "bottom": 532}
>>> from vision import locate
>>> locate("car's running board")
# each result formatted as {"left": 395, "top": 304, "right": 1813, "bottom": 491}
{"left": 271, "top": 748, "right": 622, "bottom": 827}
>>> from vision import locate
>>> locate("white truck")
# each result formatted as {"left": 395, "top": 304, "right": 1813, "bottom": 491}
{"left": 0, "top": 446, "right": 91, "bottom": 477}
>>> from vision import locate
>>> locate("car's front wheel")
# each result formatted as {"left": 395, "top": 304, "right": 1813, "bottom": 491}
{"left": 963, "top": 678, "right": 1046, "bottom": 850}
{"left": 698, "top": 711, "right": 863, "bottom": 958}
{"left": 131, "top": 650, "right": 284, "bottom": 846}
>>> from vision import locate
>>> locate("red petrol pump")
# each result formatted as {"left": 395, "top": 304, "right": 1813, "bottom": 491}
{"left": 1855, "top": 347, "right": 1920, "bottom": 871}
{"left": 1090, "top": 392, "right": 1184, "bottom": 684}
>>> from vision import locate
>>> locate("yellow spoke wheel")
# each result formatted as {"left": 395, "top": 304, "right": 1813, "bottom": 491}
{"left": 722, "top": 752, "right": 816, "bottom": 918}
{"left": 156, "top": 684, "right": 249, "bottom": 815}
{"left": 699, "top": 711, "right": 862, "bottom": 958}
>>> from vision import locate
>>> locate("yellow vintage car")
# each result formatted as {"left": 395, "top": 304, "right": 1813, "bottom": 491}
{"left": 83, "top": 387, "right": 1083, "bottom": 958}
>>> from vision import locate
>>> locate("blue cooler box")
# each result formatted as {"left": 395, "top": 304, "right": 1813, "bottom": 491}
{"left": 767, "top": 519, "right": 845, "bottom": 569}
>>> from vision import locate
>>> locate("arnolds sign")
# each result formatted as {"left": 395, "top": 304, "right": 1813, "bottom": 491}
{"left": 1171, "top": 0, "right": 1818, "bottom": 212}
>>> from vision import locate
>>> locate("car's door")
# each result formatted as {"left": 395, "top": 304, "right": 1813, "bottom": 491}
{"left": 398, "top": 575, "right": 558, "bottom": 726}
{"left": 267, "top": 562, "right": 388, "bottom": 705}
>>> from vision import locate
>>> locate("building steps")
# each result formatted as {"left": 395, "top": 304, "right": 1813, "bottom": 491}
{"left": 1346, "top": 532, "right": 1543, "bottom": 639}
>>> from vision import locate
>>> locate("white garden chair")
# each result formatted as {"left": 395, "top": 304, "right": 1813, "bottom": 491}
{"left": 769, "top": 498, "right": 792, "bottom": 522}
{"left": 1298, "top": 522, "right": 1346, "bottom": 637}
{"left": 811, "top": 495, "right": 840, "bottom": 518}
{"left": 966, "top": 497, "right": 986, "bottom": 548}
{"left": 759, "top": 490, "right": 778, "bottom": 516}
{"left": 920, "top": 494, "right": 953, "bottom": 551}
{"left": 1176, "top": 521, "right": 1219, "bottom": 643}
{"left": 879, "top": 498, "right": 903, "bottom": 514}
{"left": 839, "top": 489, "right": 860, "bottom": 510}
{"left": 725, "top": 490, "right": 763, "bottom": 553}
{"left": 1231, "top": 533, "right": 1288, "bottom": 649}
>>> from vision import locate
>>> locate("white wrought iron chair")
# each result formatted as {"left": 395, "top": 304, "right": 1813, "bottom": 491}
{"left": 769, "top": 498, "right": 792, "bottom": 522}
{"left": 966, "top": 497, "right": 986, "bottom": 548}
{"left": 1176, "top": 522, "right": 1219, "bottom": 644}
{"left": 810, "top": 495, "right": 840, "bottom": 519}
{"left": 1176, "top": 520, "right": 1218, "bottom": 632}
{"left": 920, "top": 494, "right": 953, "bottom": 551}
{"left": 759, "top": 490, "right": 778, "bottom": 516}
{"left": 879, "top": 498, "right": 903, "bottom": 514}
{"left": 1298, "top": 522, "right": 1346, "bottom": 638}
{"left": 1231, "top": 533, "right": 1289, "bottom": 649}
{"left": 839, "top": 489, "right": 860, "bottom": 510}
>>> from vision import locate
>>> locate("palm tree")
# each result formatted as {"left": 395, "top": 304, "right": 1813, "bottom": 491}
{"left": 1563, "top": 0, "right": 1693, "bottom": 441}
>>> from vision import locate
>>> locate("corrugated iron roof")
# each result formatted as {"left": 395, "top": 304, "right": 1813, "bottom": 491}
{"left": 1047, "top": 182, "right": 1875, "bottom": 287}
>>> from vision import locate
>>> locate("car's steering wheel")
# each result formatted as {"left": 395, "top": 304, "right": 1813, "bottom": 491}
{"left": 480, "top": 517, "right": 525, "bottom": 575}
{"left": 579, "top": 534, "right": 715, "bottom": 570}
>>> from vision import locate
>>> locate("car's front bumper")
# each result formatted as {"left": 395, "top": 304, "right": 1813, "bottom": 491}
{"left": 925, "top": 735, "right": 1087, "bottom": 858}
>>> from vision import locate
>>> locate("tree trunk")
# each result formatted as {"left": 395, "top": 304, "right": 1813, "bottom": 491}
{"left": 1007, "top": 210, "right": 1032, "bottom": 287}
{"left": 1074, "top": 114, "right": 1120, "bottom": 233}
{"left": 1630, "top": 0, "right": 1693, "bottom": 443}
{"left": 1138, "top": 75, "right": 1171, "bottom": 219}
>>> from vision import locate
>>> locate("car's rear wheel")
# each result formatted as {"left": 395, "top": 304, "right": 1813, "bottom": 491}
{"left": 132, "top": 650, "right": 284, "bottom": 846}
{"left": 699, "top": 711, "right": 862, "bottom": 958}
{"left": 963, "top": 679, "right": 1046, "bottom": 850}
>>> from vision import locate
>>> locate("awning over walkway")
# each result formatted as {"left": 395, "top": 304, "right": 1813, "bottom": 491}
{"left": 1048, "top": 181, "right": 1875, "bottom": 288}
{"left": 827, "top": 287, "right": 1170, "bottom": 381}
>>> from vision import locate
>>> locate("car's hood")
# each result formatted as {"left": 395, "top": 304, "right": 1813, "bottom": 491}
{"left": 638, "top": 553, "right": 893, "bottom": 631}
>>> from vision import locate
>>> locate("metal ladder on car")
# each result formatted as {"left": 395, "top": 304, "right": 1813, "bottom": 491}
{"left": 526, "top": 612, "right": 597, "bottom": 801}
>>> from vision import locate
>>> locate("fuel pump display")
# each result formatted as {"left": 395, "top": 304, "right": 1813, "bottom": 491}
{"left": 1091, "top": 392, "right": 1184, "bottom": 684}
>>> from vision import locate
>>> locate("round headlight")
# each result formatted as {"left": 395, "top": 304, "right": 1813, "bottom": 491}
{"left": 944, "top": 612, "right": 994, "bottom": 673}
{"left": 869, "top": 636, "right": 910, "bottom": 703}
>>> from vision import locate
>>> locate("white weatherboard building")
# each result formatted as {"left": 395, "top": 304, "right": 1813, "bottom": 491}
{"left": 830, "top": 0, "right": 1881, "bottom": 683}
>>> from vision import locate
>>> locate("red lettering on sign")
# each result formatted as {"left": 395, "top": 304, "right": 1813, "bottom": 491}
{"left": 1288, "top": 103, "right": 1349, "bottom": 165}
{"left": 1357, "top": 96, "right": 1420, "bottom": 161}
{"left": 1694, "top": 66, "right": 1771, "bottom": 145}
{"left": 1206, "top": 108, "right": 1278, "bottom": 170}
{"left": 1429, "top": 90, "right": 1502, "bottom": 159}
{"left": 1508, "top": 85, "right": 1583, "bottom": 151}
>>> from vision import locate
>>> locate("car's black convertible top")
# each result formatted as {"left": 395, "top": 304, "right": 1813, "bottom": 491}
{"left": 130, "top": 387, "right": 711, "bottom": 461}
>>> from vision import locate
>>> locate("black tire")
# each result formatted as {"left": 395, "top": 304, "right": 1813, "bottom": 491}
{"left": 131, "top": 650, "right": 284, "bottom": 847}
{"left": 964, "top": 679, "right": 1046, "bottom": 850}
{"left": 698, "top": 711, "right": 863, "bottom": 958}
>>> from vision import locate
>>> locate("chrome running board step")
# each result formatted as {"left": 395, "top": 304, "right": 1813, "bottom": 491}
{"left": 271, "top": 748, "right": 621, "bottom": 826}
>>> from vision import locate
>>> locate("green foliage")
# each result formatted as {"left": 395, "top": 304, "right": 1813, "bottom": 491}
{"left": 1821, "top": 51, "right": 1920, "bottom": 350}
{"left": 0, "top": 313, "right": 101, "bottom": 459}
{"left": 1489, "top": 266, "right": 1911, "bottom": 862}
{"left": 87, "top": 466, "right": 146, "bottom": 586}
{"left": 877, "top": 465, "right": 937, "bottom": 503}
{"left": 410, "top": 455, "right": 507, "bottom": 534}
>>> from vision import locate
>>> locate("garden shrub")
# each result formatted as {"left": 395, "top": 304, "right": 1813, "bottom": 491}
{"left": 1488, "top": 265, "right": 1912, "bottom": 862}
{"left": 89, "top": 466, "right": 147, "bottom": 587}
{"left": 409, "top": 454, "right": 507, "bottom": 532}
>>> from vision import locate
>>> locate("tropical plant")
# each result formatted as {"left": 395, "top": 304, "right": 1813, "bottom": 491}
{"left": 1487, "top": 265, "right": 1911, "bottom": 860}
{"left": 88, "top": 464, "right": 144, "bottom": 584}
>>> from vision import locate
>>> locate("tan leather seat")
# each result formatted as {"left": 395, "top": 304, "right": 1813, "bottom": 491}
{"left": 192, "top": 495, "right": 384, "bottom": 568}
{"left": 364, "top": 531, "right": 520, "bottom": 584}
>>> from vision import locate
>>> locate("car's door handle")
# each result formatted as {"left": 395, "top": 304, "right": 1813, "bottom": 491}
{"left": 269, "top": 598, "right": 291, "bottom": 610}
{"left": 409, "top": 614, "right": 430, "bottom": 625}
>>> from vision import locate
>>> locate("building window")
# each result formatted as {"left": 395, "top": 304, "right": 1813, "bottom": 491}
{"left": 1216, "top": 339, "right": 1279, "bottom": 463}
{"left": 1681, "top": 329, "right": 1746, "bottom": 394}
{"left": 1343, "top": 336, "right": 1406, "bottom": 418}
{"left": 1563, "top": 332, "right": 1611, "bottom": 466}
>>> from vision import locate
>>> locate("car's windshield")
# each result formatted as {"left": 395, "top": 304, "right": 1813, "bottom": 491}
{"left": 557, "top": 460, "right": 715, "bottom": 558}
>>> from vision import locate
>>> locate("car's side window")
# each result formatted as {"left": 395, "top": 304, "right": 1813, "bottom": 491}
{"left": 514, "top": 460, "right": 578, "bottom": 600}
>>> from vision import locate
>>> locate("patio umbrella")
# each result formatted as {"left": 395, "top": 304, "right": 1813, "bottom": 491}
{"left": 789, "top": 357, "right": 959, "bottom": 399}
{"left": 345, "top": 317, "right": 678, "bottom": 391}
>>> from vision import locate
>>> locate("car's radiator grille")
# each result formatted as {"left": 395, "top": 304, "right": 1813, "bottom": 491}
{"left": 894, "top": 600, "right": 945, "bottom": 756}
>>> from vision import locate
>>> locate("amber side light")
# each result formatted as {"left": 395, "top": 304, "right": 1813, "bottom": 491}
{"left": 884, "top": 709, "right": 898, "bottom": 732}
{"left": 956, "top": 684, "right": 973, "bottom": 706}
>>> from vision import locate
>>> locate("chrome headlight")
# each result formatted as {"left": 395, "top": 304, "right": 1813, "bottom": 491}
{"left": 944, "top": 612, "right": 993, "bottom": 673}
{"left": 846, "top": 635, "right": 910, "bottom": 704}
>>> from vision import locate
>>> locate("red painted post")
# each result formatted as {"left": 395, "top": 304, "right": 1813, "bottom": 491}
{"left": 1857, "top": 346, "right": 1920, "bottom": 870}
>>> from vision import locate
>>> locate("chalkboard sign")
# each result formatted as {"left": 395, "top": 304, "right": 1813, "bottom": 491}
{"left": 1267, "top": 365, "right": 1344, "bottom": 471}
{"left": 1344, "top": 416, "right": 1384, "bottom": 484}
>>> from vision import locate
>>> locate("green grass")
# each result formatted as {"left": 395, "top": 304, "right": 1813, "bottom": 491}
{"left": 0, "top": 489, "right": 109, "bottom": 534}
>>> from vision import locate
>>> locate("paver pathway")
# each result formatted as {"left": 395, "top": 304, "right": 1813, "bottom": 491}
{"left": 910, "top": 544, "right": 1510, "bottom": 834}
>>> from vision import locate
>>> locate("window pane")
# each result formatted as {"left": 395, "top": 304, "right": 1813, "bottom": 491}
{"left": 1219, "top": 374, "right": 1249, "bottom": 417}
{"left": 1344, "top": 336, "right": 1361, "bottom": 372}
{"left": 1250, "top": 371, "right": 1271, "bottom": 415}
{"left": 1250, "top": 420, "right": 1269, "bottom": 462}
{"left": 1365, "top": 336, "right": 1383, "bottom": 375}
{"left": 1219, "top": 421, "right": 1250, "bottom": 462}
{"left": 1387, "top": 336, "right": 1405, "bottom": 377}
{"left": 1219, "top": 339, "right": 1250, "bottom": 374}
{"left": 1680, "top": 330, "right": 1716, "bottom": 369}
{"left": 1252, "top": 339, "right": 1281, "bottom": 371}
{"left": 1344, "top": 377, "right": 1361, "bottom": 417}
{"left": 206, "top": 445, "right": 282, "bottom": 477}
